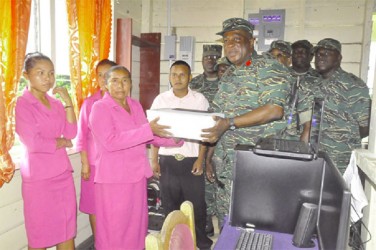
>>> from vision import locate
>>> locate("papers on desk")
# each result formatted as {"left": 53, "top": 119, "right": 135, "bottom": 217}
{"left": 343, "top": 152, "right": 368, "bottom": 223}
{"left": 146, "top": 108, "right": 224, "bottom": 141}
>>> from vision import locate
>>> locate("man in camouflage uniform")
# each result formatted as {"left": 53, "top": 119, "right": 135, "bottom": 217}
{"left": 282, "top": 40, "right": 321, "bottom": 142}
{"left": 266, "top": 40, "right": 292, "bottom": 67}
{"left": 189, "top": 44, "right": 222, "bottom": 237}
{"left": 215, "top": 56, "right": 231, "bottom": 79}
{"left": 203, "top": 56, "right": 231, "bottom": 236}
{"left": 189, "top": 44, "right": 222, "bottom": 106}
{"left": 202, "top": 17, "right": 290, "bottom": 226}
{"left": 314, "top": 38, "right": 370, "bottom": 173}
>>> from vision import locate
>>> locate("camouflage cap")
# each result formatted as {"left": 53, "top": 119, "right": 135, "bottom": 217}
{"left": 269, "top": 40, "right": 292, "bottom": 56}
{"left": 314, "top": 38, "right": 341, "bottom": 53}
{"left": 216, "top": 17, "right": 254, "bottom": 36}
{"left": 291, "top": 40, "right": 313, "bottom": 52}
{"left": 203, "top": 44, "right": 222, "bottom": 57}
{"left": 214, "top": 56, "right": 231, "bottom": 70}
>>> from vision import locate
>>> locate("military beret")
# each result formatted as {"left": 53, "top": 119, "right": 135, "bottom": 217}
{"left": 203, "top": 44, "right": 222, "bottom": 57}
{"left": 269, "top": 40, "right": 292, "bottom": 56}
{"left": 216, "top": 17, "right": 254, "bottom": 36}
{"left": 214, "top": 57, "right": 231, "bottom": 70}
{"left": 314, "top": 38, "right": 341, "bottom": 53}
{"left": 291, "top": 40, "right": 313, "bottom": 52}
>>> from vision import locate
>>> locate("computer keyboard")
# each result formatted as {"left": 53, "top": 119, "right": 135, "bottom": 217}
{"left": 235, "top": 230, "right": 273, "bottom": 250}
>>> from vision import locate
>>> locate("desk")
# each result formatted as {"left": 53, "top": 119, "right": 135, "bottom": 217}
{"left": 214, "top": 217, "right": 319, "bottom": 250}
{"left": 354, "top": 149, "right": 376, "bottom": 249}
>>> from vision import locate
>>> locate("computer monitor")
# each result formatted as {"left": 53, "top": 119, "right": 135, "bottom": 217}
{"left": 316, "top": 152, "right": 351, "bottom": 250}
{"left": 229, "top": 145, "right": 324, "bottom": 234}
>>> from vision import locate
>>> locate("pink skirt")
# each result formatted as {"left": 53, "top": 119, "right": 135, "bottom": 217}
{"left": 22, "top": 170, "right": 77, "bottom": 248}
{"left": 95, "top": 178, "right": 148, "bottom": 250}
{"left": 79, "top": 164, "right": 96, "bottom": 214}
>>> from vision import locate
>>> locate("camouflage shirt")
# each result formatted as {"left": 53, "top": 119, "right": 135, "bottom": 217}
{"left": 313, "top": 67, "right": 371, "bottom": 171}
{"left": 282, "top": 67, "right": 321, "bottom": 139}
{"left": 211, "top": 55, "right": 290, "bottom": 178}
{"left": 189, "top": 74, "right": 220, "bottom": 107}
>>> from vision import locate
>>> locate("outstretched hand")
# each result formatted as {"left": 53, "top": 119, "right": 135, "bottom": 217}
{"left": 201, "top": 116, "right": 229, "bottom": 143}
{"left": 149, "top": 117, "right": 173, "bottom": 138}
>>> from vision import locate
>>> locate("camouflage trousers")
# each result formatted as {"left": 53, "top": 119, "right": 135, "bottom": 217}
{"left": 213, "top": 175, "right": 232, "bottom": 228}
{"left": 205, "top": 179, "right": 216, "bottom": 216}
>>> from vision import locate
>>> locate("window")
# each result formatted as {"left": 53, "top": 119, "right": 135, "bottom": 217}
{"left": 10, "top": 0, "right": 72, "bottom": 164}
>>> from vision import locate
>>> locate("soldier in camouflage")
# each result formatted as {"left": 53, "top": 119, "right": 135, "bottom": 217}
{"left": 189, "top": 44, "right": 222, "bottom": 107}
{"left": 314, "top": 38, "right": 371, "bottom": 173}
{"left": 203, "top": 56, "right": 232, "bottom": 237}
{"left": 201, "top": 17, "right": 290, "bottom": 226}
{"left": 191, "top": 50, "right": 223, "bottom": 227}
{"left": 189, "top": 44, "right": 222, "bottom": 237}
{"left": 282, "top": 40, "right": 321, "bottom": 142}
{"left": 266, "top": 40, "right": 292, "bottom": 67}
{"left": 215, "top": 57, "right": 231, "bottom": 79}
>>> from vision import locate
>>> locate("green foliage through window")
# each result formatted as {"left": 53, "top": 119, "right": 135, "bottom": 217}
{"left": 18, "top": 74, "right": 72, "bottom": 102}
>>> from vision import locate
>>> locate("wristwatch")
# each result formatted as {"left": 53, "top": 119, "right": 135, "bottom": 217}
{"left": 229, "top": 117, "right": 236, "bottom": 130}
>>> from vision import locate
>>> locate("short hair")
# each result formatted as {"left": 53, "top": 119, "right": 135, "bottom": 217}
{"left": 104, "top": 65, "right": 131, "bottom": 84}
{"left": 96, "top": 59, "right": 117, "bottom": 71}
{"left": 170, "top": 60, "right": 191, "bottom": 75}
{"left": 23, "top": 52, "right": 53, "bottom": 73}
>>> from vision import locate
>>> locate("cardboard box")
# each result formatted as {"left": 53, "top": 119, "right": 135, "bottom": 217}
{"left": 146, "top": 108, "right": 225, "bottom": 141}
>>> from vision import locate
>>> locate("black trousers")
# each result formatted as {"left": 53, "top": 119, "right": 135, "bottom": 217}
{"left": 159, "top": 155, "right": 213, "bottom": 249}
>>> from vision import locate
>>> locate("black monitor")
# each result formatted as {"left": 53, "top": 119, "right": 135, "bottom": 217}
{"left": 229, "top": 146, "right": 351, "bottom": 249}
{"left": 316, "top": 152, "right": 351, "bottom": 250}
{"left": 229, "top": 145, "right": 324, "bottom": 234}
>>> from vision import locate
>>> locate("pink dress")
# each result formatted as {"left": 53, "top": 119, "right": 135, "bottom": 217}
{"left": 15, "top": 89, "right": 77, "bottom": 248}
{"left": 76, "top": 90, "right": 102, "bottom": 214}
{"left": 89, "top": 93, "right": 182, "bottom": 250}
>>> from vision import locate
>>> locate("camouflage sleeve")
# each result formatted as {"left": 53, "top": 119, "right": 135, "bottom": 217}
{"left": 349, "top": 78, "right": 371, "bottom": 127}
{"left": 297, "top": 83, "right": 314, "bottom": 113}
{"left": 189, "top": 74, "right": 201, "bottom": 90}
{"left": 211, "top": 83, "right": 224, "bottom": 113}
{"left": 257, "top": 59, "right": 290, "bottom": 108}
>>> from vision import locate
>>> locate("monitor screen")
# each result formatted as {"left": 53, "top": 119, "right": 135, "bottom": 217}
{"left": 316, "top": 152, "right": 351, "bottom": 250}
{"left": 229, "top": 145, "right": 324, "bottom": 234}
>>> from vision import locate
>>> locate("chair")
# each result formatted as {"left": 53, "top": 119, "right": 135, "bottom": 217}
{"left": 145, "top": 201, "right": 196, "bottom": 250}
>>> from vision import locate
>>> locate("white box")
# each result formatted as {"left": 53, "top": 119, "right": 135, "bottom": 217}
{"left": 146, "top": 108, "right": 225, "bottom": 141}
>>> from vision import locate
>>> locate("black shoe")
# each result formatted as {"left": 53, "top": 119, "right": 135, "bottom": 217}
{"left": 205, "top": 215, "right": 214, "bottom": 237}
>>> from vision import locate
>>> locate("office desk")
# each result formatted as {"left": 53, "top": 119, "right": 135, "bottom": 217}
{"left": 214, "top": 218, "right": 319, "bottom": 250}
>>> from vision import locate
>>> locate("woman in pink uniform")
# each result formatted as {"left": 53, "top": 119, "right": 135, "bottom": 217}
{"left": 76, "top": 59, "right": 116, "bottom": 237}
{"left": 89, "top": 65, "right": 182, "bottom": 250}
{"left": 15, "top": 52, "right": 77, "bottom": 249}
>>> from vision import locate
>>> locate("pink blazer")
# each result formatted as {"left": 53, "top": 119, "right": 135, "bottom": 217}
{"left": 89, "top": 92, "right": 182, "bottom": 183}
{"left": 15, "top": 89, "right": 77, "bottom": 182}
{"left": 76, "top": 91, "right": 102, "bottom": 165}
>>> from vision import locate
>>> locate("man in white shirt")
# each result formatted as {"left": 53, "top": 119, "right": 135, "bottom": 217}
{"left": 150, "top": 60, "right": 213, "bottom": 250}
